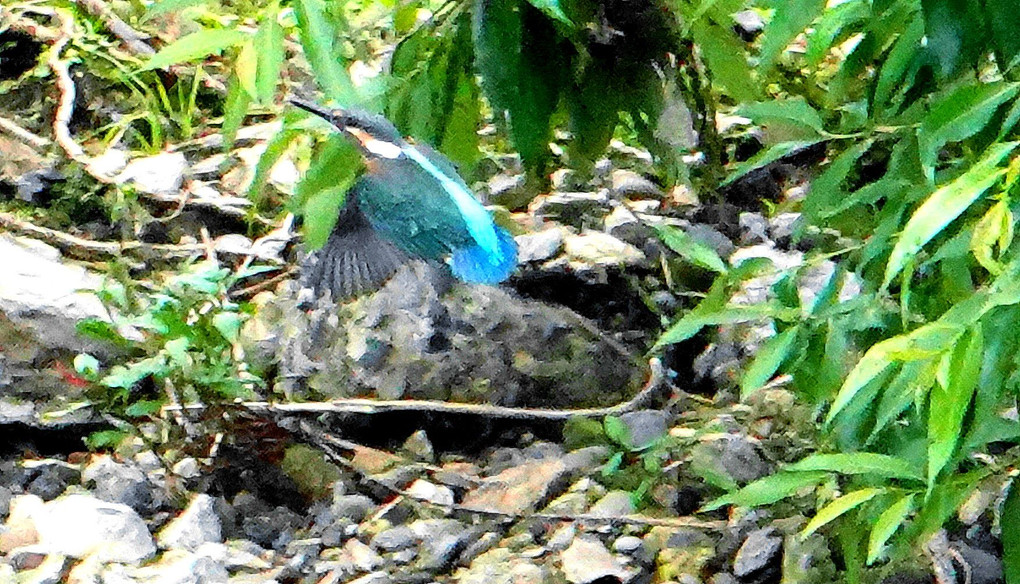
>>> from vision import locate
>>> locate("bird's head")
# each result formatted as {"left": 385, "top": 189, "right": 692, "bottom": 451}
{"left": 289, "top": 97, "right": 405, "bottom": 160}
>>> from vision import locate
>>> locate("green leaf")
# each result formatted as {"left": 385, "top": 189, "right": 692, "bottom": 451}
{"left": 721, "top": 141, "right": 825, "bottom": 187}
{"left": 884, "top": 142, "right": 1018, "bottom": 287}
{"left": 869, "top": 360, "right": 937, "bottom": 443}
{"left": 294, "top": 0, "right": 356, "bottom": 104}
{"left": 212, "top": 312, "right": 244, "bottom": 343}
{"left": 757, "top": 0, "right": 826, "bottom": 75}
{"left": 603, "top": 415, "right": 630, "bottom": 448}
{"left": 800, "top": 488, "right": 885, "bottom": 539}
{"left": 971, "top": 201, "right": 1013, "bottom": 274}
{"left": 786, "top": 453, "right": 923, "bottom": 482}
{"left": 74, "top": 354, "right": 101, "bottom": 378}
{"left": 827, "top": 323, "right": 965, "bottom": 423}
{"left": 1003, "top": 480, "right": 1020, "bottom": 584}
{"left": 738, "top": 98, "right": 824, "bottom": 135}
{"left": 85, "top": 430, "right": 130, "bottom": 450}
{"left": 76, "top": 319, "right": 130, "bottom": 347}
{"left": 928, "top": 325, "right": 982, "bottom": 486}
{"left": 473, "top": 0, "right": 562, "bottom": 174}
{"left": 873, "top": 15, "right": 925, "bottom": 116}
{"left": 867, "top": 494, "right": 916, "bottom": 564}
{"left": 654, "top": 224, "right": 728, "bottom": 274}
{"left": 602, "top": 451, "right": 624, "bottom": 476}
{"left": 690, "top": 18, "right": 758, "bottom": 102}
{"left": 921, "top": 0, "right": 987, "bottom": 79}
{"left": 740, "top": 326, "right": 800, "bottom": 400}
{"left": 804, "top": 0, "right": 867, "bottom": 67}
{"left": 918, "top": 81, "right": 1019, "bottom": 181}
{"left": 141, "top": 29, "right": 248, "bottom": 70}
{"left": 221, "top": 72, "right": 251, "bottom": 149}
{"left": 524, "top": 0, "right": 571, "bottom": 25}
{"left": 124, "top": 399, "right": 164, "bottom": 417}
{"left": 655, "top": 304, "right": 795, "bottom": 349}
{"left": 143, "top": 0, "right": 208, "bottom": 19}
{"left": 296, "top": 137, "right": 363, "bottom": 250}
{"left": 700, "top": 471, "right": 827, "bottom": 512}
{"left": 803, "top": 139, "right": 875, "bottom": 224}
{"left": 102, "top": 356, "right": 166, "bottom": 389}
{"left": 255, "top": 3, "right": 285, "bottom": 104}
{"left": 987, "top": 0, "right": 1020, "bottom": 73}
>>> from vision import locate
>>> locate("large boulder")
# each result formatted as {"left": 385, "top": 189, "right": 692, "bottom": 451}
{"left": 249, "top": 262, "right": 643, "bottom": 408}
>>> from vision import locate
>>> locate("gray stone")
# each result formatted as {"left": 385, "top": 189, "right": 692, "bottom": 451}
{"left": 401, "top": 430, "right": 435, "bottom": 463}
{"left": 561, "top": 536, "right": 632, "bottom": 583}
{"left": 23, "top": 461, "right": 78, "bottom": 501}
{"left": 0, "top": 486, "right": 12, "bottom": 517}
{"left": 589, "top": 491, "right": 636, "bottom": 518}
{"left": 603, "top": 205, "right": 651, "bottom": 247}
{"left": 733, "top": 528, "right": 782, "bottom": 578}
{"left": 616, "top": 410, "right": 669, "bottom": 451}
{"left": 563, "top": 231, "right": 646, "bottom": 268}
{"left": 116, "top": 152, "right": 187, "bottom": 196}
{"left": 532, "top": 191, "right": 610, "bottom": 229}
{"left": 128, "top": 549, "right": 230, "bottom": 584}
{"left": 34, "top": 494, "right": 155, "bottom": 563}
{"left": 262, "top": 264, "right": 640, "bottom": 409}
{"left": 516, "top": 228, "right": 566, "bottom": 263}
{"left": 613, "top": 536, "right": 644, "bottom": 554}
{"left": 172, "top": 457, "right": 201, "bottom": 479}
{"left": 158, "top": 494, "right": 222, "bottom": 550}
{"left": 457, "top": 531, "right": 500, "bottom": 566}
{"left": 15, "top": 552, "right": 66, "bottom": 584}
{"left": 405, "top": 479, "right": 454, "bottom": 506}
{"left": 371, "top": 525, "right": 416, "bottom": 552}
{"left": 348, "top": 572, "right": 392, "bottom": 584}
{"left": 410, "top": 519, "right": 469, "bottom": 570}
{"left": 738, "top": 212, "right": 770, "bottom": 245}
{"left": 611, "top": 170, "right": 663, "bottom": 198}
{"left": 0, "top": 235, "right": 124, "bottom": 379}
{"left": 345, "top": 538, "right": 385, "bottom": 572}
{"left": 332, "top": 494, "right": 376, "bottom": 523}
{"left": 82, "top": 455, "right": 155, "bottom": 514}
{"left": 546, "top": 524, "right": 575, "bottom": 551}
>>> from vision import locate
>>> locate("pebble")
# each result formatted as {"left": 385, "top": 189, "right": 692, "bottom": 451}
{"left": 371, "top": 525, "right": 417, "bottom": 552}
{"left": 157, "top": 494, "right": 222, "bottom": 551}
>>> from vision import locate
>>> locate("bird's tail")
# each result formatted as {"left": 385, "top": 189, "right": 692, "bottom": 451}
{"left": 449, "top": 227, "right": 518, "bottom": 284}
{"left": 306, "top": 192, "right": 410, "bottom": 300}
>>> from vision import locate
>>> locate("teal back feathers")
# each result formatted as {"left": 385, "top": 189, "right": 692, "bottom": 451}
{"left": 291, "top": 98, "right": 518, "bottom": 298}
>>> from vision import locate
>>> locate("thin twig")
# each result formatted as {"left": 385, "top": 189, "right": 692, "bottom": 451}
{"left": 229, "top": 267, "right": 296, "bottom": 300}
{"left": 73, "top": 0, "right": 155, "bottom": 57}
{"left": 164, "top": 358, "right": 671, "bottom": 420}
{"left": 0, "top": 212, "right": 204, "bottom": 260}
{"left": 298, "top": 418, "right": 724, "bottom": 531}
{"left": 0, "top": 115, "right": 52, "bottom": 149}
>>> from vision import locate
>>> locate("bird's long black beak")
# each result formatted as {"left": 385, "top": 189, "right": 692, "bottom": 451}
{"left": 288, "top": 97, "right": 340, "bottom": 125}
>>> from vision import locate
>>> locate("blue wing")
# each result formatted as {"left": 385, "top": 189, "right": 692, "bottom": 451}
{"left": 450, "top": 226, "right": 518, "bottom": 284}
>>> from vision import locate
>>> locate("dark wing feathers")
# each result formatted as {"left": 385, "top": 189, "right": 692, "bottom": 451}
{"left": 307, "top": 182, "right": 410, "bottom": 299}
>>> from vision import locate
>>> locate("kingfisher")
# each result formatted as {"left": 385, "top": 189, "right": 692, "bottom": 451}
{"left": 290, "top": 98, "right": 518, "bottom": 299}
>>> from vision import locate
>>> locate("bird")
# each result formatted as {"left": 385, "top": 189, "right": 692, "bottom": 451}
{"left": 289, "top": 98, "right": 518, "bottom": 299}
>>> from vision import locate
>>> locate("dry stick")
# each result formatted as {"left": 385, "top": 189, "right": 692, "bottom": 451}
{"left": 164, "top": 358, "right": 672, "bottom": 421}
{"left": 0, "top": 212, "right": 205, "bottom": 260}
{"left": 0, "top": 115, "right": 52, "bottom": 150}
{"left": 297, "top": 418, "right": 725, "bottom": 531}
{"left": 73, "top": 0, "right": 155, "bottom": 57}
{"left": 228, "top": 267, "right": 296, "bottom": 300}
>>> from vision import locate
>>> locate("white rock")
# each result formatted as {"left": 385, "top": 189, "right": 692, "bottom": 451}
{"left": 157, "top": 494, "right": 222, "bottom": 551}
{"left": 0, "top": 235, "right": 111, "bottom": 354}
{"left": 34, "top": 494, "right": 155, "bottom": 563}
{"left": 563, "top": 231, "right": 646, "bottom": 267}
{"left": 560, "top": 536, "right": 633, "bottom": 583}
{"left": 116, "top": 152, "right": 187, "bottom": 195}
